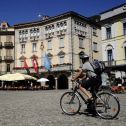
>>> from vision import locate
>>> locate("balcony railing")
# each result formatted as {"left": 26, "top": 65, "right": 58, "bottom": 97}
{"left": 104, "top": 59, "right": 126, "bottom": 67}
{"left": 4, "top": 56, "right": 13, "bottom": 62}
{"left": 4, "top": 42, "right": 13, "bottom": 48}
{"left": 0, "top": 42, "right": 2, "bottom": 49}
{"left": 104, "top": 60, "right": 116, "bottom": 67}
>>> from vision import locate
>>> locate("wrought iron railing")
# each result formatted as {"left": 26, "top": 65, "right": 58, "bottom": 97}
{"left": 104, "top": 59, "right": 126, "bottom": 67}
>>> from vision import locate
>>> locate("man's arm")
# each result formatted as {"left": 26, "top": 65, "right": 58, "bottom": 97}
{"left": 72, "top": 69, "right": 83, "bottom": 81}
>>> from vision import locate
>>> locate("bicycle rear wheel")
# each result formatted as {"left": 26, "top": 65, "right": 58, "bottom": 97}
{"left": 95, "top": 92, "right": 120, "bottom": 119}
{"left": 60, "top": 91, "right": 81, "bottom": 115}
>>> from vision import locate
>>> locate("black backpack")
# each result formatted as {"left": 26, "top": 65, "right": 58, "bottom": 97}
{"left": 90, "top": 60, "right": 105, "bottom": 75}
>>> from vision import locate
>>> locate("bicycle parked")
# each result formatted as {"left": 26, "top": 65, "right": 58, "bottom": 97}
{"left": 60, "top": 80, "right": 120, "bottom": 119}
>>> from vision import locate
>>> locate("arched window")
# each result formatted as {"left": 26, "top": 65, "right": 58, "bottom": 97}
{"left": 105, "top": 44, "right": 114, "bottom": 66}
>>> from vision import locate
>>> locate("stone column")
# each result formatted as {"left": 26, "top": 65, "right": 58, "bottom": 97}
{"left": 68, "top": 76, "right": 72, "bottom": 89}
{"left": 55, "top": 77, "right": 58, "bottom": 89}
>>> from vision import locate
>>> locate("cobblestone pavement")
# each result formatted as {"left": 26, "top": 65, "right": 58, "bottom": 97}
{"left": 0, "top": 90, "right": 125, "bottom": 126}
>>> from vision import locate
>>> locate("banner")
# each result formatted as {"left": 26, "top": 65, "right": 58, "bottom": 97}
{"left": 44, "top": 53, "right": 51, "bottom": 71}
{"left": 24, "top": 59, "right": 30, "bottom": 74}
{"left": 33, "top": 58, "right": 39, "bottom": 73}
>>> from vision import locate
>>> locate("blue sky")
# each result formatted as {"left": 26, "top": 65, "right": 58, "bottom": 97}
{"left": 0, "top": 0, "right": 125, "bottom": 26}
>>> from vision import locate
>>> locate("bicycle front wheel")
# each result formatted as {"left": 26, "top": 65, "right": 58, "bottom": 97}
{"left": 95, "top": 92, "right": 120, "bottom": 119}
{"left": 60, "top": 91, "right": 81, "bottom": 115}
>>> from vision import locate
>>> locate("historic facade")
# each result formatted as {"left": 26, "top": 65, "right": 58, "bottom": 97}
{"left": 14, "top": 11, "right": 101, "bottom": 89}
{"left": 100, "top": 3, "right": 126, "bottom": 79}
{"left": 0, "top": 22, "right": 15, "bottom": 75}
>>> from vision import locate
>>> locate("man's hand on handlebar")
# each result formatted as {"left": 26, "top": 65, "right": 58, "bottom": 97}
{"left": 71, "top": 78, "right": 75, "bottom": 81}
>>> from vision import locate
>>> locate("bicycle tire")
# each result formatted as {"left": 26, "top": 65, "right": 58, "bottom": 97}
{"left": 60, "top": 91, "right": 81, "bottom": 115}
{"left": 95, "top": 92, "right": 120, "bottom": 119}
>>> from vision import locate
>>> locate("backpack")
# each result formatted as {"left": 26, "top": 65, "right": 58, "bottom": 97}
{"left": 90, "top": 60, "right": 105, "bottom": 75}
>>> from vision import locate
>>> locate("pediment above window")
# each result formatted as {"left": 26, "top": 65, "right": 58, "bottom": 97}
{"left": 58, "top": 51, "right": 65, "bottom": 56}
{"left": 19, "top": 55, "right": 26, "bottom": 60}
{"left": 47, "top": 53, "right": 53, "bottom": 57}
{"left": 30, "top": 54, "right": 38, "bottom": 59}
{"left": 104, "top": 24, "right": 111, "bottom": 28}
{"left": 79, "top": 51, "right": 85, "bottom": 55}
{"left": 105, "top": 44, "right": 114, "bottom": 50}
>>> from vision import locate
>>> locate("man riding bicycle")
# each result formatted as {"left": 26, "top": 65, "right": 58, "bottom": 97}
{"left": 71, "top": 52, "right": 102, "bottom": 113}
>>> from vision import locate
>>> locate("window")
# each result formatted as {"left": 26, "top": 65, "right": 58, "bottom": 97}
{"left": 30, "top": 28, "right": 39, "bottom": 36}
{"left": 21, "top": 44, "right": 25, "bottom": 53}
{"left": 123, "top": 22, "right": 126, "bottom": 35}
{"left": 93, "top": 27, "right": 97, "bottom": 36}
{"left": 6, "top": 64, "right": 10, "bottom": 72}
{"left": 47, "top": 40, "right": 52, "bottom": 50}
{"left": 59, "top": 55, "right": 64, "bottom": 64}
{"left": 32, "top": 43, "right": 37, "bottom": 52}
{"left": 93, "top": 42, "right": 98, "bottom": 52}
{"left": 1, "top": 24, "right": 7, "bottom": 30}
{"left": 59, "top": 38, "right": 64, "bottom": 48}
{"left": 107, "top": 49, "right": 113, "bottom": 61}
{"left": 107, "top": 49, "right": 113, "bottom": 66}
{"left": 79, "top": 38, "right": 84, "bottom": 48}
{"left": 106, "top": 27, "right": 111, "bottom": 39}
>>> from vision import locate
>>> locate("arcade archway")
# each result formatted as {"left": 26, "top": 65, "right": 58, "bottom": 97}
{"left": 47, "top": 75, "right": 55, "bottom": 89}
{"left": 58, "top": 74, "right": 68, "bottom": 89}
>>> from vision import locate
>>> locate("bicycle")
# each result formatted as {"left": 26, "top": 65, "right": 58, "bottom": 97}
{"left": 60, "top": 80, "right": 120, "bottom": 119}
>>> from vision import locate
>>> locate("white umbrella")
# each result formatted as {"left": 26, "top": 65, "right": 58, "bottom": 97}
{"left": 37, "top": 78, "right": 49, "bottom": 82}
{"left": 37, "top": 78, "right": 49, "bottom": 87}
{"left": 0, "top": 73, "right": 37, "bottom": 81}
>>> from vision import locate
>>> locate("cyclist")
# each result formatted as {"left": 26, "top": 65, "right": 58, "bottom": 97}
{"left": 71, "top": 52, "right": 102, "bottom": 113}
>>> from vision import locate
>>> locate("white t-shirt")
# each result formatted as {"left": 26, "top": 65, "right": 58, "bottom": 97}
{"left": 82, "top": 61, "right": 96, "bottom": 77}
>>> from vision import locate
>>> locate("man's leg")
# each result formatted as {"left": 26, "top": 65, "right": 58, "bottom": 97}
{"left": 79, "top": 85, "right": 92, "bottom": 99}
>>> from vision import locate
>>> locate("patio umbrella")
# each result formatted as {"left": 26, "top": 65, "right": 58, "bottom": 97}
{"left": 37, "top": 78, "right": 49, "bottom": 87}
{"left": 37, "top": 78, "right": 49, "bottom": 82}
{"left": 0, "top": 73, "right": 37, "bottom": 81}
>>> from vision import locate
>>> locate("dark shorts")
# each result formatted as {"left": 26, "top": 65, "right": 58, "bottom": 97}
{"left": 80, "top": 77, "right": 101, "bottom": 91}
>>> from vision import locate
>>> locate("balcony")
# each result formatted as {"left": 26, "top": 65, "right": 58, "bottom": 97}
{"left": 51, "top": 63, "right": 72, "bottom": 71}
{"left": 104, "top": 60, "right": 116, "bottom": 67}
{"left": 4, "top": 56, "right": 13, "bottom": 62}
{"left": 4, "top": 42, "right": 14, "bottom": 49}
{"left": 0, "top": 42, "right": 2, "bottom": 49}
{"left": 104, "top": 59, "right": 126, "bottom": 67}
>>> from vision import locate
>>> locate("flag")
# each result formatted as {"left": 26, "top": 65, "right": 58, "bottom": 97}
{"left": 24, "top": 59, "right": 30, "bottom": 74}
{"left": 33, "top": 58, "right": 39, "bottom": 73}
{"left": 44, "top": 54, "right": 51, "bottom": 71}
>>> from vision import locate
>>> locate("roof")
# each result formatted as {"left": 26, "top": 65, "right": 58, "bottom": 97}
{"left": 100, "top": 12, "right": 126, "bottom": 24}
{"left": 100, "top": 3, "right": 126, "bottom": 14}
{"left": 14, "top": 11, "right": 100, "bottom": 29}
